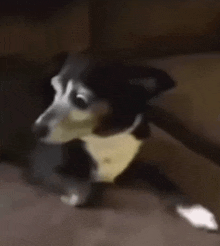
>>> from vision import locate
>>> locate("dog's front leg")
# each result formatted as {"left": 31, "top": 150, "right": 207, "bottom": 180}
{"left": 27, "top": 140, "right": 96, "bottom": 206}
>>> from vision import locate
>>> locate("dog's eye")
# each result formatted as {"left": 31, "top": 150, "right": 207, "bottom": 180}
{"left": 74, "top": 94, "right": 89, "bottom": 109}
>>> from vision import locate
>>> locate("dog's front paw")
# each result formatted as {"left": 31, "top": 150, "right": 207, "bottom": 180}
{"left": 60, "top": 180, "right": 92, "bottom": 207}
{"left": 61, "top": 193, "right": 84, "bottom": 206}
{"left": 176, "top": 204, "right": 218, "bottom": 232}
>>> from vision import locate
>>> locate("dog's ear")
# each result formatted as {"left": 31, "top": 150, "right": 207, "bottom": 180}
{"left": 129, "top": 67, "right": 176, "bottom": 99}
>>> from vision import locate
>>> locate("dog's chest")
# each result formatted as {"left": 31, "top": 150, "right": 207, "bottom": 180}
{"left": 82, "top": 133, "right": 143, "bottom": 182}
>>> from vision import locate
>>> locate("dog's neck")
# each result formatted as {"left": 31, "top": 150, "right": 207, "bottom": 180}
{"left": 81, "top": 114, "right": 146, "bottom": 182}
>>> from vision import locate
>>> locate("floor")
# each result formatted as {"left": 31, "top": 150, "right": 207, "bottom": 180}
{"left": 0, "top": 163, "right": 219, "bottom": 246}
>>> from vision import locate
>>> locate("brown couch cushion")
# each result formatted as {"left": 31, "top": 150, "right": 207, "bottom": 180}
{"left": 0, "top": 164, "right": 220, "bottom": 246}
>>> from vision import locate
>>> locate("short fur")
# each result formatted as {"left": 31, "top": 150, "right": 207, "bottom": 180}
{"left": 30, "top": 53, "right": 218, "bottom": 230}
{"left": 30, "top": 53, "right": 176, "bottom": 204}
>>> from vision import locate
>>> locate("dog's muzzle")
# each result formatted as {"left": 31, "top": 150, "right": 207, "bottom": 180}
{"left": 33, "top": 101, "right": 110, "bottom": 143}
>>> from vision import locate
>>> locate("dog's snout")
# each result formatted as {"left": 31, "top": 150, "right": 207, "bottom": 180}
{"left": 32, "top": 124, "right": 49, "bottom": 139}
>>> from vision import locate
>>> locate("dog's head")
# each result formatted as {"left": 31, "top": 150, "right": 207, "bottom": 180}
{"left": 33, "top": 54, "right": 175, "bottom": 144}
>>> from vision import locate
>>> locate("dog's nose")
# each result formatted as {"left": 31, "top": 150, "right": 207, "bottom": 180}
{"left": 32, "top": 124, "right": 49, "bottom": 139}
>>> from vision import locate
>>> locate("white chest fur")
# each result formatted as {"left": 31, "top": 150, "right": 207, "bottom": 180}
{"left": 82, "top": 133, "right": 143, "bottom": 182}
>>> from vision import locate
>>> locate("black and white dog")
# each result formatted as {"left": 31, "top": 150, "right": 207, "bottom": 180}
{"left": 31, "top": 53, "right": 218, "bottom": 231}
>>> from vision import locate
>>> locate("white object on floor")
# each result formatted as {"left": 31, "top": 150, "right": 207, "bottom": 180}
{"left": 176, "top": 204, "right": 218, "bottom": 231}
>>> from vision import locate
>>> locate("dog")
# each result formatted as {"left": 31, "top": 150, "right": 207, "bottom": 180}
{"left": 31, "top": 53, "right": 218, "bottom": 231}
